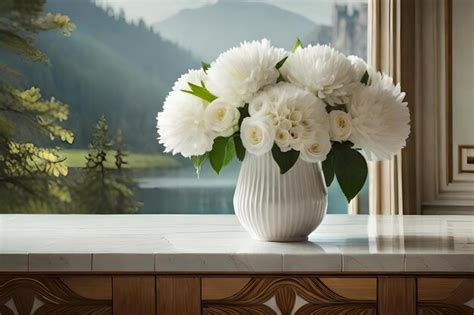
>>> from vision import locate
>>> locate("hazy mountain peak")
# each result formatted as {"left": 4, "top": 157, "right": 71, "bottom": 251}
{"left": 154, "top": 1, "right": 317, "bottom": 61}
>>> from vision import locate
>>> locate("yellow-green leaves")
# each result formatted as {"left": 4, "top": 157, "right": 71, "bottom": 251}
{"left": 181, "top": 82, "right": 217, "bottom": 103}
{"left": 291, "top": 38, "right": 302, "bottom": 53}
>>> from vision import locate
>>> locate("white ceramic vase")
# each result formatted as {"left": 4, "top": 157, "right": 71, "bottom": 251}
{"left": 233, "top": 151, "right": 328, "bottom": 242}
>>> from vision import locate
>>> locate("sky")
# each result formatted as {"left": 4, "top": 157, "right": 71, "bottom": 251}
{"left": 96, "top": 0, "right": 366, "bottom": 26}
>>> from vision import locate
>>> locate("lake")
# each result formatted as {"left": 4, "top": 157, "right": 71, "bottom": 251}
{"left": 134, "top": 160, "right": 356, "bottom": 215}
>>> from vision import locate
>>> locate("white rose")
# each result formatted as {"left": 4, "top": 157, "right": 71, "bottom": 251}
{"left": 204, "top": 99, "right": 240, "bottom": 137}
{"left": 275, "top": 128, "right": 292, "bottom": 152}
{"left": 240, "top": 117, "right": 275, "bottom": 156}
{"left": 248, "top": 93, "right": 271, "bottom": 117}
{"left": 328, "top": 110, "right": 352, "bottom": 142}
{"left": 289, "top": 125, "right": 305, "bottom": 150}
{"left": 300, "top": 130, "right": 332, "bottom": 163}
{"left": 279, "top": 118, "right": 292, "bottom": 131}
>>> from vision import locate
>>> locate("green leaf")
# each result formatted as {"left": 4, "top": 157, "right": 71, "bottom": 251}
{"left": 271, "top": 144, "right": 299, "bottom": 174}
{"left": 333, "top": 145, "right": 368, "bottom": 202}
{"left": 201, "top": 61, "right": 210, "bottom": 73}
{"left": 291, "top": 38, "right": 302, "bottom": 53}
{"left": 238, "top": 103, "right": 250, "bottom": 126}
{"left": 361, "top": 70, "right": 369, "bottom": 85}
{"left": 223, "top": 137, "right": 235, "bottom": 166}
{"left": 234, "top": 135, "right": 246, "bottom": 161}
{"left": 191, "top": 153, "right": 208, "bottom": 176}
{"left": 275, "top": 56, "right": 288, "bottom": 69}
{"left": 181, "top": 82, "right": 217, "bottom": 102}
{"left": 209, "top": 137, "right": 235, "bottom": 174}
{"left": 322, "top": 149, "right": 335, "bottom": 187}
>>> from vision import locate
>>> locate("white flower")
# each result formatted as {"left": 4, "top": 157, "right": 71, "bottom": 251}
{"left": 348, "top": 55, "right": 368, "bottom": 82}
{"left": 281, "top": 44, "right": 357, "bottom": 106}
{"left": 300, "top": 130, "right": 332, "bottom": 163}
{"left": 248, "top": 82, "right": 329, "bottom": 152}
{"left": 275, "top": 128, "right": 292, "bottom": 152}
{"left": 328, "top": 110, "right": 352, "bottom": 142}
{"left": 349, "top": 74, "right": 410, "bottom": 160}
{"left": 172, "top": 69, "right": 207, "bottom": 93}
{"left": 157, "top": 91, "right": 214, "bottom": 158}
{"left": 206, "top": 39, "right": 286, "bottom": 106}
{"left": 240, "top": 116, "right": 275, "bottom": 156}
{"left": 204, "top": 99, "right": 240, "bottom": 137}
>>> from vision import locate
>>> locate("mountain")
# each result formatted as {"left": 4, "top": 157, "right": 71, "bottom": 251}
{"left": 154, "top": 0, "right": 317, "bottom": 61}
{"left": 4, "top": 0, "right": 199, "bottom": 151}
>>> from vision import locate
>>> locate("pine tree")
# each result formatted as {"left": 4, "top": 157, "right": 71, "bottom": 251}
{"left": 0, "top": 0, "right": 76, "bottom": 212}
{"left": 76, "top": 116, "right": 140, "bottom": 214}
{"left": 113, "top": 129, "right": 142, "bottom": 213}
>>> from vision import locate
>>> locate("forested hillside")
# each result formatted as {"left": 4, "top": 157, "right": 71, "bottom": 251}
{"left": 3, "top": 0, "right": 198, "bottom": 151}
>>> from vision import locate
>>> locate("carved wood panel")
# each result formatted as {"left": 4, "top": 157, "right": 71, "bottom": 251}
{"left": 202, "top": 277, "right": 376, "bottom": 314}
{"left": 0, "top": 277, "right": 112, "bottom": 315}
{"left": 418, "top": 278, "right": 474, "bottom": 315}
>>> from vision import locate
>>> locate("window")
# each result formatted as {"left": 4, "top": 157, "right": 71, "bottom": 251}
{"left": 0, "top": 0, "right": 368, "bottom": 214}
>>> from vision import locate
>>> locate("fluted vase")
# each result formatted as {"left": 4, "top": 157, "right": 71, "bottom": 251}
{"left": 233, "top": 152, "right": 328, "bottom": 242}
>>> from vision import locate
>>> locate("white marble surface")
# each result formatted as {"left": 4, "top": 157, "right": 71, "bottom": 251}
{"left": 0, "top": 214, "right": 473, "bottom": 273}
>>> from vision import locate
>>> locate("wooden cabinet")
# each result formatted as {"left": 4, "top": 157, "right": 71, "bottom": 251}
{"left": 201, "top": 277, "right": 377, "bottom": 314}
{"left": 418, "top": 278, "right": 474, "bottom": 314}
{"left": 1, "top": 275, "right": 473, "bottom": 314}
{"left": 0, "top": 276, "right": 113, "bottom": 314}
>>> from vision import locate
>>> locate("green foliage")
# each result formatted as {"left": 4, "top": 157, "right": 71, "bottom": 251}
{"left": 325, "top": 142, "right": 368, "bottom": 202}
{"left": 75, "top": 116, "right": 141, "bottom": 214}
{"left": 1, "top": 0, "right": 199, "bottom": 151}
{"left": 181, "top": 82, "right": 217, "bottom": 103}
{"left": 201, "top": 61, "right": 210, "bottom": 73}
{"left": 275, "top": 56, "right": 288, "bottom": 69}
{"left": 271, "top": 145, "right": 300, "bottom": 174}
{"left": 63, "top": 149, "right": 178, "bottom": 169}
{"left": 361, "top": 70, "right": 369, "bottom": 85}
{"left": 322, "top": 150, "right": 335, "bottom": 186}
{"left": 209, "top": 137, "right": 235, "bottom": 174}
{"left": 191, "top": 153, "right": 208, "bottom": 176}
{"left": 0, "top": 0, "right": 75, "bottom": 213}
{"left": 291, "top": 38, "right": 302, "bottom": 52}
{"left": 234, "top": 135, "right": 246, "bottom": 161}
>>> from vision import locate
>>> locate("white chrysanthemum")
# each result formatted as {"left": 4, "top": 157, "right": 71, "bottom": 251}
{"left": 300, "top": 130, "right": 332, "bottom": 163}
{"left": 281, "top": 44, "right": 357, "bottom": 106}
{"left": 348, "top": 55, "right": 368, "bottom": 82}
{"left": 171, "top": 69, "right": 207, "bottom": 93}
{"left": 328, "top": 110, "right": 352, "bottom": 142}
{"left": 240, "top": 116, "right": 275, "bottom": 156}
{"left": 349, "top": 74, "right": 410, "bottom": 160}
{"left": 157, "top": 91, "right": 215, "bottom": 158}
{"left": 204, "top": 99, "right": 240, "bottom": 137}
{"left": 206, "top": 39, "right": 286, "bottom": 106}
{"left": 248, "top": 82, "right": 329, "bottom": 152}
{"left": 348, "top": 56, "right": 382, "bottom": 86}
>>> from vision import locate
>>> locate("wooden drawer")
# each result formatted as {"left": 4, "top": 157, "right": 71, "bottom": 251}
{"left": 201, "top": 277, "right": 377, "bottom": 314}
{"left": 0, "top": 276, "right": 112, "bottom": 314}
{"left": 418, "top": 278, "right": 474, "bottom": 314}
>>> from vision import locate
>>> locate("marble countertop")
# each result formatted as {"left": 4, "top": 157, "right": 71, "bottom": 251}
{"left": 0, "top": 214, "right": 473, "bottom": 273}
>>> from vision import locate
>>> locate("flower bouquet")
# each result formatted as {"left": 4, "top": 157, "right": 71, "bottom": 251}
{"left": 157, "top": 39, "right": 410, "bottom": 241}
